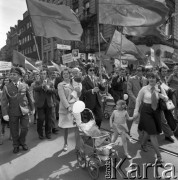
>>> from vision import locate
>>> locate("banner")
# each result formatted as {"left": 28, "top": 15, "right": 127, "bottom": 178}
{"left": 0, "top": 61, "right": 12, "bottom": 71}
{"left": 26, "top": 0, "right": 83, "bottom": 41}
{"left": 99, "top": 0, "right": 168, "bottom": 27}
{"left": 62, "top": 53, "right": 73, "bottom": 64}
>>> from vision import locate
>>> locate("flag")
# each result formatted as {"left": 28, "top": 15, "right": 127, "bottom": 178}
{"left": 51, "top": 61, "right": 63, "bottom": 73}
{"left": 13, "top": 50, "right": 39, "bottom": 71}
{"left": 26, "top": 0, "right": 83, "bottom": 41}
{"left": 160, "top": 61, "right": 169, "bottom": 69}
{"left": 106, "top": 30, "right": 145, "bottom": 60}
{"left": 123, "top": 25, "right": 168, "bottom": 39}
{"left": 99, "top": 0, "right": 169, "bottom": 27}
{"left": 25, "top": 59, "right": 39, "bottom": 71}
{"left": 13, "top": 50, "right": 26, "bottom": 67}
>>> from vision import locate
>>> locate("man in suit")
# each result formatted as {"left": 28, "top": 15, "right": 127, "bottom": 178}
{"left": 33, "top": 70, "right": 56, "bottom": 140}
{"left": 1, "top": 67, "right": 34, "bottom": 153}
{"left": 82, "top": 64, "right": 103, "bottom": 128}
{"left": 111, "top": 67, "right": 127, "bottom": 103}
{"left": 158, "top": 67, "right": 175, "bottom": 143}
{"left": 127, "top": 66, "right": 147, "bottom": 135}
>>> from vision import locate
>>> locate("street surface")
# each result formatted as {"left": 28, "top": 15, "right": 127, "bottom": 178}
{"left": 0, "top": 119, "right": 178, "bottom": 180}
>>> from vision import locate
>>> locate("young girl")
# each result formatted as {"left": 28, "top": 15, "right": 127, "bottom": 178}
{"left": 110, "top": 100, "right": 133, "bottom": 159}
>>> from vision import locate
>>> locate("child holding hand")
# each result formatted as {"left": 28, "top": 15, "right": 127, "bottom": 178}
{"left": 110, "top": 100, "right": 133, "bottom": 159}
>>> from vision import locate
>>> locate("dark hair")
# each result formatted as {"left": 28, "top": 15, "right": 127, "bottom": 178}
{"left": 146, "top": 72, "right": 160, "bottom": 82}
{"left": 159, "top": 66, "right": 168, "bottom": 73}
{"left": 60, "top": 68, "right": 71, "bottom": 79}
{"left": 0, "top": 77, "right": 10, "bottom": 90}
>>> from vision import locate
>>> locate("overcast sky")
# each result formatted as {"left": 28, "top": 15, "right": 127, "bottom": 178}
{"left": 0, "top": 0, "right": 27, "bottom": 49}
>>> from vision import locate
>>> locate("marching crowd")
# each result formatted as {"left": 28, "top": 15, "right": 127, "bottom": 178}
{"left": 0, "top": 63, "right": 178, "bottom": 164}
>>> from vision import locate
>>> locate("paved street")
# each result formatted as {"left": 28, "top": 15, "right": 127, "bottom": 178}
{"left": 0, "top": 119, "right": 178, "bottom": 180}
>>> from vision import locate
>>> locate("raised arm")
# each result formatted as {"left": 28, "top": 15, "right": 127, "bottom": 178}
{"left": 133, "top": 87, "right": 145, "bottom": 116}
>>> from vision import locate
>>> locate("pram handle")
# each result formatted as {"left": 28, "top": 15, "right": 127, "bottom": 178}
{"left": 92, "top": 133, "right": 110, "bottom": 139}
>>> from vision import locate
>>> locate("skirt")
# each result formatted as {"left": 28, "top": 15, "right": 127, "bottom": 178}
{"left": 138, "top": 103, "right": 162, "bottom": 135}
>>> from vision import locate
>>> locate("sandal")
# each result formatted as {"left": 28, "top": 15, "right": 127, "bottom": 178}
{"left": 63, "top": 144, "right": 68, "bottom": 151}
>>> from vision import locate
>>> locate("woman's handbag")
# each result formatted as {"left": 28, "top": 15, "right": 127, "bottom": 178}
{"left": 159, "top": 99, "right": 175, "bottom": 110}
{"left": 165, "top": 100, "right": 175, "bottom": 110}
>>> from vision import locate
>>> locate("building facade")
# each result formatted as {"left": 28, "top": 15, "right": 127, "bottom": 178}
{"left": 5, "top": 25, "right": 18, "bottom": 62}
{"left": 18, "top": 11, "right": 42, "bottom": 62}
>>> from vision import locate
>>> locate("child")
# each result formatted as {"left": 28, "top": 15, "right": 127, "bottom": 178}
{"left": 69, "top": 73, "right": 82, "bottom": 104}
{"left": 110, "top": 100, "right": 133, "bottom": 159}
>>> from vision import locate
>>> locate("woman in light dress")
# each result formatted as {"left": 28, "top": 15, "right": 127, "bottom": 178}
{"left": 58, "top": 68, "right": 81, "bottom": 151}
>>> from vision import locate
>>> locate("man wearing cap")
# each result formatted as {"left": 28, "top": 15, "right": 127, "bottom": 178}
{"left": 82, "top": 63, "right": 103, "bottom": 128}
{"left": 1, "top": 67, "right": 34, "bottom": 153}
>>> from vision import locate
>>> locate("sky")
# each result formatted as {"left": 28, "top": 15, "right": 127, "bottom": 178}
{"left": 0, "top": 0, "right": 27, "bottom": 49}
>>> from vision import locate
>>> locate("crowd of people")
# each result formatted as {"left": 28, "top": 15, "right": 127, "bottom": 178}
{"left": 0, "top": 63, "right": 178, "bottom": 164}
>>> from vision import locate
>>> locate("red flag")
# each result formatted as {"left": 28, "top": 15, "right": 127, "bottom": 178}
{"left": 13, "top": 50, "right": 26, "bottom": 67}
{"left": 99, "top": 0, "right": 168, "bottom": 27}
{"left": 13, "top": 50, "right": 39, "bottom": 71}
{"left": 26, "top": 0, "right": 83, "bottom": 41}
{"left": 106, "top": 30, "right": 145, "bottom": 60}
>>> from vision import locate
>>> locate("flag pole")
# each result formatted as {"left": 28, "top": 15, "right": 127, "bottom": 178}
{"left": 32, "top": 34, "right": 40, "bottom": 61}
{"left": 119, "top": 26, "right": 123, "bottom": 63}
{"left": 97, "top": 0, "right": 102, "bottom": 81}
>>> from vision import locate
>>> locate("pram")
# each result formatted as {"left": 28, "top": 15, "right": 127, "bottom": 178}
{"left": 102, "top": 95, "right": 116, "bottom": 120}
{"left": 73, "top": 104, "right": 118, "bottom": 180}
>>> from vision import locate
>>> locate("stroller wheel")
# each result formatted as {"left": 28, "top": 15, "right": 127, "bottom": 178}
{"left": 76, "top": 150, "right": 86, "bottom": 169}
{"left": 88, "top": 159, "right": 99, "bottom": 180}
{"left": 104, "top": 113, "right": 110, "bottom": 120}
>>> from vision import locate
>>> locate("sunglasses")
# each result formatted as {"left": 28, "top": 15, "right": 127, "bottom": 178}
{"left": 89, "top": 69, "right": 95, "bottom": 72}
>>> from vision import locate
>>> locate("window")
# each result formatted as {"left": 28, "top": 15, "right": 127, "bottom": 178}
{"left": 33, "top": 44, "right": 36, "bottom": 52}
{"left": 84, "top": 2, "right": 90, "bottom": 16}
{"left": 48, "top": 51, "right": 51, "bottom": 60}
{"left": 27, "top": 22, "right": 29, "bottom": 29}
{"left": 44, "top": 52, "right": 47, "bottom": 61}
{"left": 74, "top": 8, "right": 79, "bottom": 14}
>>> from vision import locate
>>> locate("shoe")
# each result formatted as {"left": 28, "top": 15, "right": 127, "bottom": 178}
{"left": 125, "top": 154, "right": 132, "bottom": 159}
{"left": 155, "top": 158, "right": 164, "bottom": 166}
{"left": 20, "top": 144, "right": 28, "bottom": 151}
{"left": 165, "top": 136, "right": 174, "bottom": 143}
{"left": 141, "top": 145, "right": 148, "bottom": 152}
{"left": 39, "top": 135, "right": 44, "bottom": 140}
{"left": 52, "top": 128, "right": 59, "bottom": 134}
{"left": 46, "top": 135, "right": 51, "bottom": 139}
{"left": 63, "top": 144, "right": 68, "bottom": 151}
{"left": 13, "top": 147, "right": 19, "bottom": 153}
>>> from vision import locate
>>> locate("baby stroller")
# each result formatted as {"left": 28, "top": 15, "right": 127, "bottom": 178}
{"left": 102, "top": 95, "right": 115, "bottom": 120}
{"left": 73, "top": 102, "right": 118, "bottom": 180}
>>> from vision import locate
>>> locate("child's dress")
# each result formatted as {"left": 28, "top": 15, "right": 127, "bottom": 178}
{"left": 112, "top": 110, "right": 129, "bottom": 134}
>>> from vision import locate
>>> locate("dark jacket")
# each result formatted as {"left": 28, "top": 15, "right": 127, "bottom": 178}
{"left": 1, "top": 81, "right": 34, "bottom": 117}
{"left": 33, "top": 79, "right": 56, "bottom": 108}
{"left": 82, "top": 75, "right": 102, "bottom": 110}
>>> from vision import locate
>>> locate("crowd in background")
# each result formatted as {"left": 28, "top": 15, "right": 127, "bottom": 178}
{"left": 0, "top": 63, "right": 178, "bottom": 163}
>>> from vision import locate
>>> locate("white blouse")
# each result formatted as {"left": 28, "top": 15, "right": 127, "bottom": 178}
{"left": 134, "top": 84, "right": 168, "bottom": 114}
